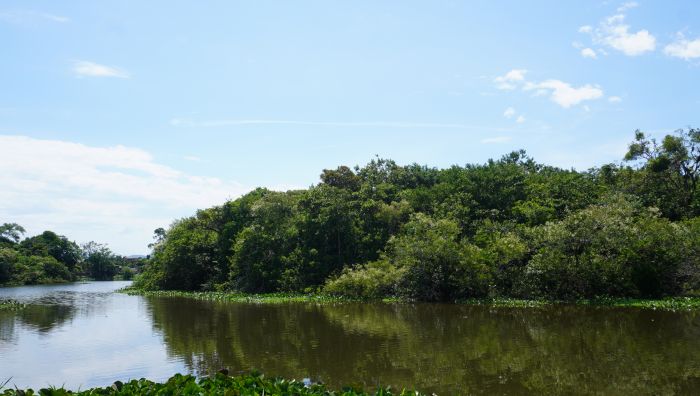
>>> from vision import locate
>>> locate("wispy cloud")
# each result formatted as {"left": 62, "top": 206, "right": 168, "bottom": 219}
{"left": 617, "top": 1, "right": 638, "bottom": 12}
{"left": 73, "top": 61, "right": 130, "bottom": 78}
{"left": 41, "top": 13, "right": 69, "bottom": 23}
{"left": 503, "top": 107, "right": 526, "bottom": 123}
{"left": 608, "top": 96, "right": 623, "bottom": 103}
{"left": 664, "top": 33, "right": 700, "bottom": 60}
{"left": 169, "top": 118, "right": 515, "bottom": 131}
{"left": 0, "top": 10, "right": 69, "bottom": 25}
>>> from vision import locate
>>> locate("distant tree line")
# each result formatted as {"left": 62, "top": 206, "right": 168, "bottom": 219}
{"left": 0, "top": 225, "right": 138, "bottom": 286}
{"left": 134, "top": 128, "right": 700, "bottom": 300}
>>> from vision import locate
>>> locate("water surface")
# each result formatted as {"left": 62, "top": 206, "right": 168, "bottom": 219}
{"left": 1, "top": 282, "right": 699, "bottom": 395}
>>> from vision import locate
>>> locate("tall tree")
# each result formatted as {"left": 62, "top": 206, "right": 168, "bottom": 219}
{"left": 0, "top": 223, "right": 26, "bottom": 245}
{"left": 625, "top": 128, "right": 700, "bottom": 218}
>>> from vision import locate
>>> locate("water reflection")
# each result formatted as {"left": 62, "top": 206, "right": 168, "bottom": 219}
{"left": 145, "top": 299, "right": 700, "bottom": 395}
{"left": 1, "top": 283, "right": 699, "bottom": 395}
{"left": 0, "top": 282, "right": 184, "bottom": 389}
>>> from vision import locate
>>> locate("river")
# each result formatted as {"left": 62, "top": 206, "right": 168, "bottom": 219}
{"left": 1, "top": 281, "right": 699, "bottom": 394}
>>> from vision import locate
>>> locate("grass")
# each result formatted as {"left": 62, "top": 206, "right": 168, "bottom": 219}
{"left": 122, "top": 287, "right": 700, "bottom": 311}
{"left": 0, "top": 372, "right": 425, "bottom": 396}
{"left": 0, "top": 299, "right": 25, "bottom": 311}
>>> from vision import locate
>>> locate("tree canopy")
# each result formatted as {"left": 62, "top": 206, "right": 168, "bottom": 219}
{"left": 0, "top": 226, "right": 136, "bottom": 286}
{"left": 128, "top": 128, "right": 698, "bottom": 300}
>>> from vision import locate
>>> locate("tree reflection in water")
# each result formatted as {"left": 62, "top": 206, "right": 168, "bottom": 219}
{"left": 145, "top": 297, "right": 700, "bottom": 395}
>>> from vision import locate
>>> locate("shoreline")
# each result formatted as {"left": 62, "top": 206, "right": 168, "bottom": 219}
{"left": 120, "top": 288, "right": 700, "bottom": 311}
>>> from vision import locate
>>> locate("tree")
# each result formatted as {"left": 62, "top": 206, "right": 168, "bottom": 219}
{"left": 148, "top": 227, "right": 167, "bottom": 249}
{"left": 0, "top": 248, "right": 18, "bottom": 283}
{"left": 0, "top": 223, "right": 26, "bottom": 245}
{"left": 230, "top": 192, "right": 300, "bottom": 292}
{"left": 82, "top": 241, "right": 119, "bottom": 281}
{"left": 624, "top": 128, "right": 700, "bottom": 219}
{"left": 320, "top": 166, "right": 361, "bottom": 191}
{"left": 20, "top": 231, "right": 81, "bottom": 275}
{"left": 387, "top": 213, "right": 489, "bottom": 301}
{"left": 522, "top": 195, "right": 687, "bottom": 299}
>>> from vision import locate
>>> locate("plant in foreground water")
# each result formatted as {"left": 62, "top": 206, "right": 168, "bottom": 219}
{"left": 0, "top": 372, "right": 428, "bottom": 396}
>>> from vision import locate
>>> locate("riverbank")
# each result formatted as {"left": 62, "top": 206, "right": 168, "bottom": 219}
{"left": 122, "top": 288, "right": 700, "bottom": 311}
{"left": 0, "top": 372, "right": 423, "bottom": 396}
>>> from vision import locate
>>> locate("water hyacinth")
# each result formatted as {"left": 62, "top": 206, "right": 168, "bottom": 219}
{"left": 0, "top": 372, "right": 428, "bottom": 396}
{"left": 0, "top": 299, "right": 25, "bottom": 311}
{"left": 121, "top": 288, "right": 400, "bottom": 304}
{"left": 122, "top": 288, "right": 700, "bottom": 311}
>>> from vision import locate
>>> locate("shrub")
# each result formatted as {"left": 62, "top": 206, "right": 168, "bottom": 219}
{"left": 324, "top": 259, "right": 404, "bottom": 298}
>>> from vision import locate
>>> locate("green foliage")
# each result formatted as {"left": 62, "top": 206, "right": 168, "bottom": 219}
{"left": 624, "top": 128, "right": 700, "bottom": 219}
{"left": 388, "top": 214, "right": 489, "bottom": 301}
{"left": 135, "top": 128, "right": 700, "bottom": 302}
{"left": 521, "top": 195, "right": 688, "bottom": 299}
{"left": 0, "top": 226, "right": 126, "bottom": 286}
{"left": 20, "top": 231, "right": 81, "bottom": 275}
{"left": 0, "top": 372, "right": 425, "bottom": 396}
{"left": 81, "top": 242, "right": 121, "bottom": 281}
{"left": 324, "top": 260, "right": 404, "bottom": 299}
{"left": 0, "top": 223, "right": 25, "bottom": 245}
{"left": 0, "top": 299, "right": 25, "bottom": 311}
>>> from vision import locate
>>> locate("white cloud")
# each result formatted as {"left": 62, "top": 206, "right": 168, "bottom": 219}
{"left": 664, "top": 34, "right": 700, "bottom": 60}
{"left": 581, "top": 48, "right": 597, "bottom": 58}
{"left": 608, "top": 96, "right": 623, "bottom": 103}
{"left": 516, "top": 115, "right": 526, "bottom": 124}
{"left": 602, "top": 18, "right": 656, "bottom": 56}
{"left": 73, "top": 61, "right": 130, "bottom": 78}
{"left": 481, "top": 136, "right": 512, "bottom": 144}
{"left": 580, "top": 8, "right": 656, "bottom": 56}
{"left": 183, "top": 155, "right": 202, "bottom": 162}
{"left": 494, "top": 69, "right": 605, "bottom": 109}
{"left": 0, "top": 135, "right": 249, "bottom": 254}
{"left": 524, "top": 79, "right": 604, "bottom": 108}
{"left": 494, "top": 69, "right": 527, "bottom": 90}
{"left": 503, "top": 107, "right": 516, "bottom": 119}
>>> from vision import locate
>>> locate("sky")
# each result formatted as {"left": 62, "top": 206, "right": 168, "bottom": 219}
{"left": 1, "top": 1, "right": 699, "bottom": 254}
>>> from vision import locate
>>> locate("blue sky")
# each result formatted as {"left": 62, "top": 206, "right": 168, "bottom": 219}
{"left": 1, "top": 1, "right": 699, "bottom": 254}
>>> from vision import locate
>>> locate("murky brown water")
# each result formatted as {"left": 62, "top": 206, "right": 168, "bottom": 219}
{"left": 1, "top": 282, "right": 699, "bottom": 395}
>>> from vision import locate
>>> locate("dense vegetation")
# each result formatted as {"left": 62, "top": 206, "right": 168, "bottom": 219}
{"left": 135, "top": 129, "right": 700, "bottom": 301}
{"left": 0, "top": 224, "right": 137, "bottom": 286}
{"left": 0, "top": 372, "right": 424, "bottom": 396}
